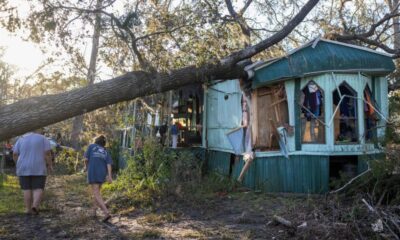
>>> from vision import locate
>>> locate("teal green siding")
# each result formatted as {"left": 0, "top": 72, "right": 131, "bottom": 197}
{"left": 206, "top": 150, "right": 389, "bottom": 193}
{"left": 252, "top": 40, "right": 395, "bottom": 88}
{"left": 210, "top": 152, "right": 330, "bottom": 193}
{"left": 252, "top": 155, "right": 329, "bottom": 193}
{"left": 207, "top": 150, "right": 231, "bottom": 176}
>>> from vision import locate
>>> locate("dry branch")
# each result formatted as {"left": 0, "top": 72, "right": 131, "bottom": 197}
{"left": 273, "top": 215, "right": 294, "bottom": 228}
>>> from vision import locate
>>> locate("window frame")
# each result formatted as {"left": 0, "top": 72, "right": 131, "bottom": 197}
{"left": 300, "top": 80, "right": 326, "bottom": 144}
{"left": 333, "top": 81, "right": 359, "bottom": 145}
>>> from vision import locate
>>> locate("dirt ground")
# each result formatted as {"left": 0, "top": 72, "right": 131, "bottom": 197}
{"left": 0, "top": 173, "right": 378, "bottom": 239}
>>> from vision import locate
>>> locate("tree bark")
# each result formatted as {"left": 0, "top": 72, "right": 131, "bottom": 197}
{"left": 0, "top": 0, "right": 319, "bottom": 141}
{"left": 70, "top": 0, "right": 102, "bottom": 149}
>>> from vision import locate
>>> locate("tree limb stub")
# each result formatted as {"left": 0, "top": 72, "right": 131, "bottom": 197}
{"left": 0, "top": 0, "right": 320, "bottom": 141}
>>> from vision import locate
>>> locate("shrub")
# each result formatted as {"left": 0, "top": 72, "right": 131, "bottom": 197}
{"left": 54, "top": 148, "right": 83, "bottom": 174}
{"left": 103, "top": 137, "right": 205, "bottom": 208}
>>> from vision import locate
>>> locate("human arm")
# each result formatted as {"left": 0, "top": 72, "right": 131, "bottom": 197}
{"left": 43, "top": 137, "right": 53, "bottom": 174}
{"left": 45, "top": 150, "right": 53, "bottom": 173}
{"left": 12, "top": 152, "right": 19, "bottom": 164}
{"left": 12, "top": 140, "right": 20, "bottom": 164}
{"left": 106, "top": 152, "right": 113, "bottom": 183}
{"left": 106, "top": 164, "right": 112, "bottom": 183}
{"left": 83, "top": 145, "right": 92, "bottom": 172}
{"left": 84, "top": 158, "right": 89, "bottom": 172}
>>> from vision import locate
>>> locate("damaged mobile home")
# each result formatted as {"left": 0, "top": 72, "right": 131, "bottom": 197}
{"left": 119, "top": 38, "right": 395, "bottom": 194}
{"left": 204, "top": 39, "right": 394, "bottom": 193}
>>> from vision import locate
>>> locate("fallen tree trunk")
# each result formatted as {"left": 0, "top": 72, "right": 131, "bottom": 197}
{"left": 0, "top": 0, "right": 320, "bottom": 141}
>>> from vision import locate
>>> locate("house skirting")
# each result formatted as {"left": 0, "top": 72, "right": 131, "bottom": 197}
{"left": 206, "top": 150, "right": 383, "bottom": 194}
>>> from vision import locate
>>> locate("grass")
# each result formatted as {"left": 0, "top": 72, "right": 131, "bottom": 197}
{"left": 138, "top": 212, "right": 180, "bottom": 226}
{"left": 0, "top": 174, "right": 24, "bottom": 214}
{"left": 125, "top": 229, "right": 162, "bottom": 239}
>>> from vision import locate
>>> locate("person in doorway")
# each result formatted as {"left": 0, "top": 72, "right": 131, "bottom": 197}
{"left": 84, "top": 135, "right": 113, "bottom": 222}
{"left": 13, "top": 129, "right": 53, "bottom": 215}
{"left": 159, "top": 122, "right": 168, "bottom": 146}
{"left": 171, "top": 121, "right": 179, "bottom": 148}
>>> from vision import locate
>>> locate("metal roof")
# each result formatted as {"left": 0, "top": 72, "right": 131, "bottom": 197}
{"left": 251, "top": 39, "right": 396, "bottom": 89}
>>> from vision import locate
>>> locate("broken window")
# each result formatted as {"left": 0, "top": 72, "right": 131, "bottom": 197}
{"left": 333, "top": 82, "right": 358, "bottom": 143}
{"left": 364, "top": 86, "right": 378, "bottom": 142}
{"left": 172, "top": 86, "right": 203, "bottom": 147}
{"left": 253, "top": 84, "right": 289, "bottom": 150}
{"left": 300, "top": 81, "right": 325, "bottom": 143}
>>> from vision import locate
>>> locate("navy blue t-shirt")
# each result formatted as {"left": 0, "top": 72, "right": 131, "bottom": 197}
{"left": 84, "top": 144, "right": 112, "bottom": 184}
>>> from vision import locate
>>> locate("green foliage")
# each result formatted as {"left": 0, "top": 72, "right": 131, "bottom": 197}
{"left": 370, "top": 151, "right": 400, "bottom": 180}
{"left": 387, "top": 91, "right": 400, "bottom": 143}
{"left": 0, "top": 175, "right": 24, "bottom": 214}
{"left": 103, "top": 137, "right": 205, "bottom": 209}
{"left": 108, "top": 139, "right": 120, "bottom": 171}
{"left": 185, "top": 172, "right": 238, "bottom": 198}
{"left": 54, "top": 148, "right": 83, "bottom": 174}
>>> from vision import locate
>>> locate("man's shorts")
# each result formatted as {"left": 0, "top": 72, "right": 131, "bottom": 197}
{"left": 19, "top": 176, "right": 47, "bottom": 190}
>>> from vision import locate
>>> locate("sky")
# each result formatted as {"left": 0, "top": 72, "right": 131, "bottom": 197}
{"left": 0, "top": 28, "right": 45, "bottom": 78}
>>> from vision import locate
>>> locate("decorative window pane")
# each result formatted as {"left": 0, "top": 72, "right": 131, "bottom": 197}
{"left": 364, "top": 86, "right": 378, "bottom": 142}
{"left": 300, "top": 81, "right": 325, "bottom": 143}
{"left": 333, "top": 82, "right": 358, "bottom": 144}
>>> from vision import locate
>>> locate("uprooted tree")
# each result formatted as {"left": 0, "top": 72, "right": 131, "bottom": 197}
{"left": 0, "top": 0, "right": 320, "bottom": 141}
{"left": 1, "top": 0, "right": 400, "bottom": 141}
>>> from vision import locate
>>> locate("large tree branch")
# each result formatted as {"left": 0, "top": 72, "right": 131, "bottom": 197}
{"left": 0, "top": 0, "right": 320, "bottom": 141}
{"left": 239, "top": 0, "right": 253, "bottom": 16}
{"left": 221, "top": 0, "right": 319, "bottom": 66}
{"left": 333, "top": 2, "right": 400, "bottom": 43}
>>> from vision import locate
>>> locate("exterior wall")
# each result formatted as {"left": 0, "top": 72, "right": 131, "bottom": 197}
{"left": 205, "top": 80, "right": 242, "bottom": 152}
{"left": 375, "top": 76, "right": 389, "bottom": 139}
{"left": 207, "top": 150, "right": 329, "bottom": 193}
{"left": 207, "top": 149, "right": 385, "bottom": 194}
{"left": 207, "top": 150, "right": 231, "bottom": 176}
{"left": 204, "top": 73, "right": 389, "bottom": 194}
{"left": 290, "top": 73, "right": 387, "bottom": 154}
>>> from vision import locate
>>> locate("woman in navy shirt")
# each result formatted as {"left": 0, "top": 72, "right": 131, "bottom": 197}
{"left": 84, "top": 135, "right": 113, "bottom": 222}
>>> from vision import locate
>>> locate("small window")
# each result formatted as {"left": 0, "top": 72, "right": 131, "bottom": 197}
{"left": 333, "top": 82, "right": 358, "bottom": 144}
{"left": 364, "top": 86, "right": 378, "bottom": 142}
{"left": 300, "top": 81, "right": 325, "bottom": 143}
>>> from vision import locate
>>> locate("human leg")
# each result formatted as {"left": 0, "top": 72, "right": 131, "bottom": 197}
{"left": 19, "top": 176, "right": 33, "bottom": 214}
{"left": 32, "top": 189, "right": 44, "bottom": 213}
{"left": 91, "top": 184, "right": 110, "bottom": 217}
{"left": 30, "top": 176, "right": 46, "bottom": 213}
{"left": 172, "top": 135, "right": 178, "bottom": 148}
{"left": 23, "top": 190, "right": 33, "bottom": 213}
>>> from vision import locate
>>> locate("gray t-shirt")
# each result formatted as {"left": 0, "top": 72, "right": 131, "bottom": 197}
{"left": 13, "top": 133, "right": 51, "bottom": 176}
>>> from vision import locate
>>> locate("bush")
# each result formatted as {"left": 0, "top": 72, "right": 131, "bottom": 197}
{"left": 54, "top": 148, "right": 83, "bottom": 174}
{"left": 103, "top": 137, "right": 204, "bottom": 208}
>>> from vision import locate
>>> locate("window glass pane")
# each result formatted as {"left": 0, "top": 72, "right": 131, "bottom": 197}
{"left": 333, "top": 82, "right": 358, "bottom": 144}
{"left": 364, "top": 86, "right": 378, "bottom": 142}
{"left": 301, "top": 81, "right": 325, "bottom": 143}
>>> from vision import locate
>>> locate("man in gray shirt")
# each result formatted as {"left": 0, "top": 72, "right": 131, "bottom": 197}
{"left": 13, "top": 130, "right": 52, "bottom": 215}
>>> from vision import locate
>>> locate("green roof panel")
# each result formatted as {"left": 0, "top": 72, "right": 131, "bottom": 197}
{"left": 252, "top": 40, "right": 395, "bottom": 88}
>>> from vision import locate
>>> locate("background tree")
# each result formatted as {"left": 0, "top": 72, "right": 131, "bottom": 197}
{"left": 0, "top": 0, "right": 320, "bottom": 141}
